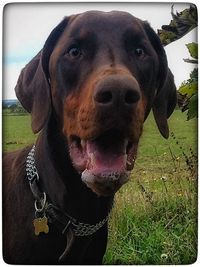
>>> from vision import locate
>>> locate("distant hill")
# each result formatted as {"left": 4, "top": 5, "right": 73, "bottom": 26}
{"left": 2, "top": 99, "right": 19, "bottom": 108}
{"left": 2, "top": 99, "right": 27, "bottom": 114}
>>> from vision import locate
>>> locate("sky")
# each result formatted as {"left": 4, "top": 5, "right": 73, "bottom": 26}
{"left": 3, "top": 2, "right": 197, "bottom": 100}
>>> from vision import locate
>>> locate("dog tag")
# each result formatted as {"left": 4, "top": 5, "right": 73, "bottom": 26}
{"left": 33, "top": 216, "right": 49, "bottom": 236}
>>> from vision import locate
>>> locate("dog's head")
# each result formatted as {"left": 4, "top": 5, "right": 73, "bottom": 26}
{"left": 15, "top": 11, "right": 177, "bottom": 196}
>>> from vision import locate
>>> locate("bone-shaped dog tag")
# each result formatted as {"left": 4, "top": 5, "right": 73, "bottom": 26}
{"left": 33, "top": 216, "right": 49, "bottom": 236}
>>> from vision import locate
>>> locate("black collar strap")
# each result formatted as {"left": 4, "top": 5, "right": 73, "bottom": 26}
{"left": 26, "top": 145, "right": 109, "bottom": 237}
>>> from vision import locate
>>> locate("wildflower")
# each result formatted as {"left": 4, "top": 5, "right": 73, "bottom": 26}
{"left": 160, "top": 175, "right": 167, "bottom": 181}
{"left": 161, "top": 253, "right": 168, "bottom": 260}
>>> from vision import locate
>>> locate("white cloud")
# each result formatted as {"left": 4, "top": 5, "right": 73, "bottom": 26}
{"left": 165, "top": 28, "right": 197, "bottom": 88}
{"left": 3, "top": 62, "right": 26, "bottom": 99}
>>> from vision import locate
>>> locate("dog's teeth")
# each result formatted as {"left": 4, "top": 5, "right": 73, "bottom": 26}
{"left": 126, "top": 160, "right": 132, "bottom": 166}
{"left": 123, "top": 139, "right": 129, "bottom": 153}
{"left": 125, "top": 139, "right": 129, "bottom": 147}
{"left": 81, "top": 140, "right": 86, "bottom": 148}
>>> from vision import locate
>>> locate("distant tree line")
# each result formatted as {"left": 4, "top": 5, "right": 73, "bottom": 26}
{"left": 2, "top": 101, "right": 27, "bottom": 115}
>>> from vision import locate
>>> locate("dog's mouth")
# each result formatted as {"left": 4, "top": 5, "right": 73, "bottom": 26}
{"left": 69, "top": 129, "right": 138, "bottom": 196}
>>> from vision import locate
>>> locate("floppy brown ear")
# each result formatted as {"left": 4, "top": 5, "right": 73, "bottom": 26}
{"left": 143, "top": 22, "right": 177, "bottom": 139}
{"left": 15, "top": 18, "right": 69, "bottom": 133}
{"left": 152, "top": 69, "right": 177, "bottom": 138}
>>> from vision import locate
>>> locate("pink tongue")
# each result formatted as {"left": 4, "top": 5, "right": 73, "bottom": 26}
{"left": 86, "top": 141, "right": 126, "bottom": 175}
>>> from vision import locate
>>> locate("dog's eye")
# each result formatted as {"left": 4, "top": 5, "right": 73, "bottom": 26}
{"left": 135, "top": 48, "right": 145, "bottom": 57}
{"left": 68, "top": 46, "right": 82, "bottom": 59}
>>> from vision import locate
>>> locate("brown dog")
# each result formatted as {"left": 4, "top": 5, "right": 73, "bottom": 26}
{"left": 3, "top": 11, "right": 177, "bottom": 264}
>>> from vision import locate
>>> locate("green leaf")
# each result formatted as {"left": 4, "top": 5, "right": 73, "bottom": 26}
{"left": 179, "top": 82, "right": 198, "bottom": 97}
{"left": 187, "top": 94, "right": 198, "bottom": 120}
{"left": 189, "top": 68, "right": 198, "bottom": 82}
{"left": 158, "top": 5, "right": 197, "bottom": 46}
{"left": 186, "top": 43, "right": 198, "bottom": 59}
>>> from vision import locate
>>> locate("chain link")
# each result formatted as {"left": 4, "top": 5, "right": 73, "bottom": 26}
{"left": 26, "top": 145, "right": 39, "bottom": 183}
{"left": 72, "top": 216, "right": 108, "bottom": 236}
{"left": 26, "top": 145, "right": 109, "bottom": 236}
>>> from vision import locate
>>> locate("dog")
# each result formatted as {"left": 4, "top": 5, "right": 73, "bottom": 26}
{"left": 3, "top": 10, "right": 177, "bottom": 264}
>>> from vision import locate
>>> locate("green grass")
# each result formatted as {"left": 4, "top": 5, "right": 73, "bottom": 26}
{"left": 2, "top": 110, "right": 197, "bottom": 264}
{"left": 2, "top": 114, "right": 36, "bottom": 152}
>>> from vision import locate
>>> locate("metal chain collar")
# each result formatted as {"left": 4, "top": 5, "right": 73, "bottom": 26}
{"left": 26, "top": 145, "right": 39, "bottom": 183}
{"left": 26, "top": 145, "right": 109, "bottom": 237}
{"left": 72, "top": 216, "right": 109, "bottom": 236}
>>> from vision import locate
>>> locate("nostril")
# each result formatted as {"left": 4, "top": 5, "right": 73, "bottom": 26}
{"left": 95, "top": 90, "right": 113, "bottom": 104}
{"left": 124, "top": 89, "right": 140, "bottom": 105}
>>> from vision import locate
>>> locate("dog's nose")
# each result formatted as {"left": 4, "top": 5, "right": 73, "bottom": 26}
{"left": 94, "top": 75, "right": 140, "bottom": 108}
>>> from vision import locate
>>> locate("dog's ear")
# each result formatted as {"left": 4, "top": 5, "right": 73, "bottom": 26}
{"left": 143, "top": 22, "right": 177, "bottom": 139}
{"left": 152, "top": 69, "right": 177, "bottom": 138}
{"left": 15, "top": 17, "right": 69, "bottom": 133}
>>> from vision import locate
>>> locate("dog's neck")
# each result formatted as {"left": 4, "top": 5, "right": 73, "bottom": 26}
{"left": 33, "top": 115, "right": 113, "bottom": 224}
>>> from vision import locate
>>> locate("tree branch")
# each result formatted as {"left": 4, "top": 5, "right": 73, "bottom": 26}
{"left": 158, "top": 4, "right": 197, "bottom": 46}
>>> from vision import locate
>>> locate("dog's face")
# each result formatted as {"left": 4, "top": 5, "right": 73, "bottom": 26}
{"left": 15, "top": 11, "right": 177, "bottom": 196}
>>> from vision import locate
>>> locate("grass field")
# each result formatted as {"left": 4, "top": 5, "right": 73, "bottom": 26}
{"left": 2, "top": 110, "right": 198, "bottom": 264}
